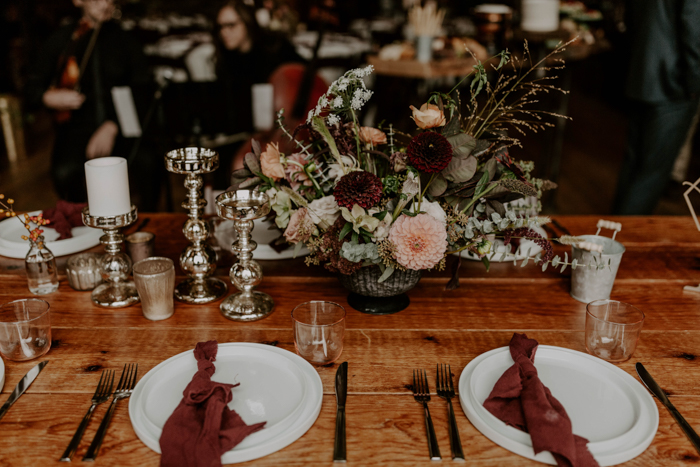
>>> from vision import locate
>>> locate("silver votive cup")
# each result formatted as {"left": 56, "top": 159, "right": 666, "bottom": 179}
{"left": 125, "top": 231, "right": 155, "bottom": 265}
{"left": 133, "top": 257, "right": 175, "bottom": 321}
{"left": 66, "top": 253, "right": 104, "bottom": 291}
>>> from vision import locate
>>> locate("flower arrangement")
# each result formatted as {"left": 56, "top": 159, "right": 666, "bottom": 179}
{"left": 231, "top": 40, "right": 603, "bottom": 288}
{"left": 0, "top": 194, "right": 51, "bottom": 248}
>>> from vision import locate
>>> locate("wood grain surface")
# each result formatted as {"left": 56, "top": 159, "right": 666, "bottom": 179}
{"left": 1, "top": 215, "right": 700, "bottom": 466}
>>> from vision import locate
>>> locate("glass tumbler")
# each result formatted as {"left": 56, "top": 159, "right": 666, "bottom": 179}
{"left": 133, "top": 257, "right": 175, "bottom": 321}
{"left": 0, "top": 298, "right": 51, "bottom": 361}
{"left": 292, "top": 301, "right": 346, "bottom": 366}
{"left": 585, "top": 300, "right": 645, "bottom": 363}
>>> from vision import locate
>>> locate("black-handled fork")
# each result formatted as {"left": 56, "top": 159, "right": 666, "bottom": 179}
{"left": 60, "top": 370, "right": 115, "bottom": 461}
{"left": 412, "top": 369, "right": 441, "bottom": 461}
{"left": 83, "top": 364, "right": 138, "bottom": 462}
{"left": 437, "top": 364, "right": 464, "bottom": 460}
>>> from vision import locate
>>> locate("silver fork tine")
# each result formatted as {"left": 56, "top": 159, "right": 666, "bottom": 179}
{"left": 59, "top": 370, "right": 114, "bottom": 462}
{"left": 83, "top": 364, "right": 138, "bottom": 461}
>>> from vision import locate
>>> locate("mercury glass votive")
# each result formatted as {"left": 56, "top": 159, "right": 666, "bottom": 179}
{"left": 215, "top": 190, "right": 274, "bottom": 321}
{"left": 165, "top": 147, "right": 227, "bottom": 304}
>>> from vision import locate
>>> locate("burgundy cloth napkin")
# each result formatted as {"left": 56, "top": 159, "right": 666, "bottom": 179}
{"left": 42, "top": 200, "right": 87, "bottom": 240}
{"left": 159, "top": 340, "right": 266, "bottom": 467}
{"left": 483, "top": 333, "right": 599, "bottom": 467}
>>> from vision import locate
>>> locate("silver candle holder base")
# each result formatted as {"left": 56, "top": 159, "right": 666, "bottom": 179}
{"left": 165, "top": 147, "right": 227, "bottom": 304}
{"left": 82, "top": 206, "right": 140, "bottom": 308}
{"left": 215, "top": 190, "right": 274, "bottom": 321}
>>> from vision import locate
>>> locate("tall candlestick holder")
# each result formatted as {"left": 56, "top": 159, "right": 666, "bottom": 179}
{"left": 82, "top": 206, "right": 140, "bottom": 308}
{"left": 165, "top": 147, "right": 227, "bottom": 303}
{"left": 215, "top": 190, "right": 274, "bottom": 321}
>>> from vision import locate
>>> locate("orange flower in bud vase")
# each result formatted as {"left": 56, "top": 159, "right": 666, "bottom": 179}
{"left": 260, "top": 142, "right": 285, "bottom": 181}
{"left": 358, "top": 127, "right": 387, "bottom": 146}
{"left": 409, "top": 103, "right": 446, "bottom": 129}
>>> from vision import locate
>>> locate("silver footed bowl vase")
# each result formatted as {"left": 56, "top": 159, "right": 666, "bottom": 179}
{"left": 338, "top": 266, "right": 421, "bottom": 315}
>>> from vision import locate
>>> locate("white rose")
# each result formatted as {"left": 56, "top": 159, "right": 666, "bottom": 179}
{"left": 416, "top": 197, "right": 447, "bottom": 226}
{"left": 307, "top": 195, "right": 340, "bottom": 227}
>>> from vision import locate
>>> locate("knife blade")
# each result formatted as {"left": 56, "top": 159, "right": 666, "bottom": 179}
{"left": 636, "top": 362, "right": 700, "bottom": 454}
{"left": 0, "top": 360, "right": 49, "bottom": 421}
{"left": 333, "top": 361, "right": 348, "bottom": 462}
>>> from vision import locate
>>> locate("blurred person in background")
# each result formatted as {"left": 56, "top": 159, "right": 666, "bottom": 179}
{"left": 212, "top": 0, "right": 303, "bottom": 188}
{"left": 612, "top": 0, "right": 700, "bottom": 214}
{"left": 24, "top": 0, "right": 160, "bottom": 210}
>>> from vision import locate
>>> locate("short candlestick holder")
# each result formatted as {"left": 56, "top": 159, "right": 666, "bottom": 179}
{"left": 165, "top": 147, "right": 227, "bottom": 304}
{"left": 82, "top": 206, "right": 140, "bottom": 308}
{"left": 215, "top": 190, "right": 274, "bottom": 321}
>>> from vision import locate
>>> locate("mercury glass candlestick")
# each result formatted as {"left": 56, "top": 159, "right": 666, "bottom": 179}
{"left": 215, "top": 190, "right": 274, "bottom": 321}
{"left": 165, "top": 147, "right": 227, "bottom": 304}
{"left": 82, "top": 206, "right": 140, "bottom": 308}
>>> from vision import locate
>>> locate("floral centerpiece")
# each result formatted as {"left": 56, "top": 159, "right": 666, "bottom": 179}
{"left": 231, "top": 41, "right": 590, "bottom": 310}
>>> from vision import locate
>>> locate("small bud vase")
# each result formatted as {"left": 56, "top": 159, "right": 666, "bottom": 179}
{"left": 25, "top": 236, "right": 59, "bottom": 295}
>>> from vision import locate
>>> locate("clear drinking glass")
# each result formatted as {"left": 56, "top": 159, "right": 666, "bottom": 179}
{"left": 292, "top": 301, "right": 346, "bottom": 366}
{"left": 25, "top": 236, "right": 59, "bottom": 295}
{"left": 0, "top": 298, "right": 52, "bottom": 361}
{"left": 133, "top": 257, "right": 175, "bottom": 321}
{"left": 585, "top": 300, "right": 645, "bottom": 363}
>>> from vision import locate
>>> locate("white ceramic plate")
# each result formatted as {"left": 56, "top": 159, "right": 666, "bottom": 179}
{"left": 213, "top": 218, "right": 308, "bottom": 260}
{"left": 0, "top": 356, "right": 4, "bottom": 392}
{"left": 0, "top": 210, "right": 102, "bottom": 259}
{"left": 460, "top": 225, "right": 547, "bottom": 262}
{"left": 459, "top": 345, "right": 658, "bottom": 466}
{"left": 129, "top": 343, "right": 323, "bottom": 464}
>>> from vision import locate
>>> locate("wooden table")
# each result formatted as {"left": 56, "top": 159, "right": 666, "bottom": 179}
{"left": 1, "top": 214, "right": 700, "bottom": 466}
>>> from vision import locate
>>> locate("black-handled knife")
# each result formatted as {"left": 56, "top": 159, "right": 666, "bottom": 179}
{"left": 333, "top": 361, "right": 348, "bottom": 462}
{"left": 636, "top": 362, "right": 700, "bottom": 455}
{"left": 0, "top": 360, "right": 49, "bottom": 421}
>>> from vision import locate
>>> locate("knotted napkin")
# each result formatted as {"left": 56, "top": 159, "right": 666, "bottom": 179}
{"left": 42, "top": 200, "right": 87, "bottom": 239}
{"left": 483, "top": 333, "right": 599, "bottom": 467}
{"left": 159, "top": 340, "right": 266, "bottom": 467}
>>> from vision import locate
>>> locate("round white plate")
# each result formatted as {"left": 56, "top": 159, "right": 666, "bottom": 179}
{"left": 129, "top": 343, "right": 323, "bottom": 464}
{"left": 0, "top": 210, "right": 102, "bottom": 259}
{"left": 0, "top": 356, "right": 4, "bottom": 392}
{"left": 213, "top": 218, "right": 308, "bottom": 260}
{"left": 460, "top": 225, "right": 547, "bottom": 262}
{"left": 459, "top": 345, "right": 658, "bottom": 466}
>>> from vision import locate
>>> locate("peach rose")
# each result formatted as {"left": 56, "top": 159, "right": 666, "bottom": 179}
{"left": 284, "top": 207, "right": 315, "bottom": 244}
{"left": 358, "top": 127, "right": 387, "bottom": 146}
{"left": 409, "top": 103, "right": 446, "bottom": 129}
{"left": 260, "top": 142, "right": 285, "bottom": 181}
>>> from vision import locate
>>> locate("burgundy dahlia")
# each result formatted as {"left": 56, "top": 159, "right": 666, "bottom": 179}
{"left": 334, "top": 171, "right": 383, "bottom": 210}
{"left": 406, "top": 131, "right": 453, "bottom": 173}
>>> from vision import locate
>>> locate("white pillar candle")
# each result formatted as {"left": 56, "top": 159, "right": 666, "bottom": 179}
{"left": 84, "top": 157, "right": 131, "bottom": 217}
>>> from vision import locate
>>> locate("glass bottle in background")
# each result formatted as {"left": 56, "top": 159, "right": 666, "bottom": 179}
{"left": 25, "top": 235, "right": 59, "bottom": 294}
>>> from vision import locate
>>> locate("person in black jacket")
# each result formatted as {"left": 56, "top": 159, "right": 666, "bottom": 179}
{"left": 612, "top": 0, "right": 700, "bottom": 214}
{"left": 211, "top": 0, "right": 304, "bottom": 187}
{"left": 25, "top": 0, "right": 158, "bottom": 209}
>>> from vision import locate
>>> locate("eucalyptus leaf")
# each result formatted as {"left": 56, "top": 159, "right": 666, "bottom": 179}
{"left": 428, "top": 174, "right": 448, "bottom": 196}
{"left": 244, "top": 152, "right": 261, "bottom": 175}
{"left": 239, "top": 176, "right": 262, "bottom": 189}
{"left": 251, "top": 139, "right": 262, "bottom": 157}
{"left": 293, "top": 241, "right": 303, "bottom": 258}
{"left": 441, "top": 115, "right": 461, "bottom": 137}
{"left": 446, "top": 133, "right": 477, "bottom": 158}
{"left": 444, "top": 155, "right": 477, "bottom": 184}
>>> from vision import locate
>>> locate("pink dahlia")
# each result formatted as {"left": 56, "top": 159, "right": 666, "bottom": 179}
{"left": 388, "top": 213, "right": 447, "bottom": 270}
